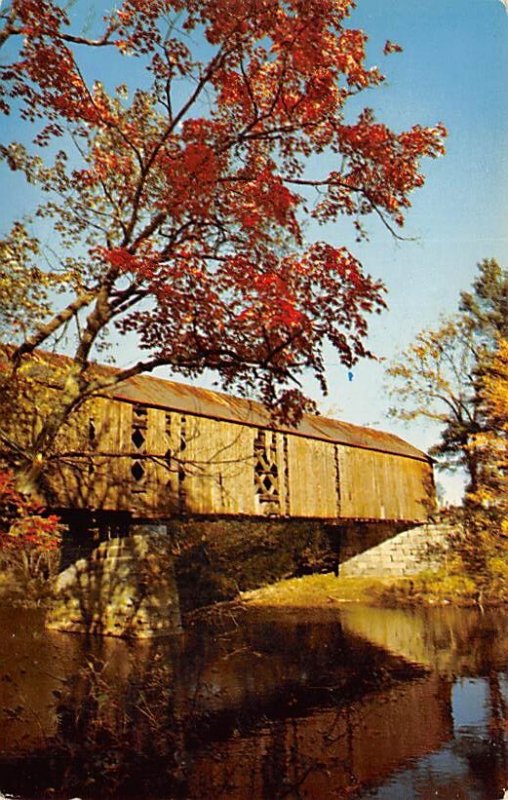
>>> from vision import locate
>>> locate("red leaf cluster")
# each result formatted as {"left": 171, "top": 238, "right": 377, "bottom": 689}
{"left": 0, "top": 470, "right": 62, "bottom": 551}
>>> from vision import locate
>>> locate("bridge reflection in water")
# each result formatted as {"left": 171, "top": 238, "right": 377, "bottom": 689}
{"left": 0, "top": 604, "right": 507, "bottom": 799}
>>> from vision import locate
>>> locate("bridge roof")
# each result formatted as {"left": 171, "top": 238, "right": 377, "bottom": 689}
{"left": 12, "top": 347, "right": 429, "bottom": 463}
{"left": 110, "top": 371, "right": 430, "bottom": 463}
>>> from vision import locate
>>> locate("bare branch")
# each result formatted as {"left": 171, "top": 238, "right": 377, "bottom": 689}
{"left": 12, "top": 292, "right": 95, "bottom": 368}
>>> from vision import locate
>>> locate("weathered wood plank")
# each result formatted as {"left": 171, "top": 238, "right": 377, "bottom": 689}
{"left": 338, "top": 446, "right": 431, "bottom": 521}
{"left": 179, "top": 415, "right": 257, "bottom": 516}
{"left": 287, "top": 436, "right": 338, "bottom": 518}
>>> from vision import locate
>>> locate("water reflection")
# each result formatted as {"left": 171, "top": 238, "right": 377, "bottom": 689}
{"left": 0, "top": 605, "right": 507, "bottom": 799}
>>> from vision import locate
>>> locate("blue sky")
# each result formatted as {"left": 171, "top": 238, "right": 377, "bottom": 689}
{"left": 1, "top": 0, "right": 507, "bottom": 502}
{"left": 305, "top": 0, "right": 508, "bottom": 502}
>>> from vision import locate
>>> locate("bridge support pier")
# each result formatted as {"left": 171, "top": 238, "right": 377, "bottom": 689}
{"left": 46, "top": 528, "right": 182, "bottom": 638}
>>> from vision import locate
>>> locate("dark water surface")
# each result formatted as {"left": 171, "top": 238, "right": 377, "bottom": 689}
{"left": 0, "top": 603, "right": 508, "bottom": 799}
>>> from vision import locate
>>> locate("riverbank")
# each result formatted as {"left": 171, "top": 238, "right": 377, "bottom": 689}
{"left": 242, "top": 526, "right": 508, "bottom": 609}
{"left": 241, "top": 564, "right": 508, "bottom": 608}
{"left": 242, "top": 574, "right": 396, "bottom": 607}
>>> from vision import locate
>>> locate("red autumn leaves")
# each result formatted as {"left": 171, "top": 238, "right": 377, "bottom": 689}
{"left": 0, "top": 0, "right": 446, "bottom": 423}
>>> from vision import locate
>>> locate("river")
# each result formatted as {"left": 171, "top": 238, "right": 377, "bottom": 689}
{"left": 0, "top": 603, "right": 507, "bottom": 799}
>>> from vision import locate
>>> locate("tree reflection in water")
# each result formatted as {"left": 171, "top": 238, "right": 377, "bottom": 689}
{"left": 0, "top": 605, "right": 507, "bottom": 799}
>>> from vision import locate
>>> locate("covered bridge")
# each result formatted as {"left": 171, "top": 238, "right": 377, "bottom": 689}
{"left": 28, "top": 363, "right": 436, "bottom": 636}
{"left": 45, "top": 368, "right": 434, "bottom": 525}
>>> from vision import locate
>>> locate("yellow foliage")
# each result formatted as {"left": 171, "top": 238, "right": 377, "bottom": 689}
{"left": 487, "top": 556, "right": 508, "bottom": 580}
{"left": 468, "top": 337, "right": 508, "bottom": 526}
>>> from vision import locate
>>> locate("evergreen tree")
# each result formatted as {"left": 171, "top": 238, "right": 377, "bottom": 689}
{"left": 387, "top": 259, "right": 508, "bottom": 497}
{"left": 460, "top": 258, "right": 508, "bottom": 342}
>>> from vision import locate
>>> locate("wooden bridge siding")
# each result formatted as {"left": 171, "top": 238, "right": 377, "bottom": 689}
{"left": 43, "top": 396, "right": 431, "bottom": 522}
{"left": 339, "top": 447, "right": 385, "bottom": 520}
{"left": 92, "top": 399, "right": 133, "bottom": 512}
{"left": 178, "top": 414, "right": 257, "bottom": 516}
{"left": 399, "top": 455, "right": 434, "bottom": 518}
{"left": 49, "top": 400, "right": 176, "bottom": 515}
{"left": 129, "top": 404, "right": 179, "bottom": 517}
{"left": 49, "top": 396, "right": 128, "bottom": 511}
{"left": 337, "top": 446, "right": 430, "bottom": 521}
{"left": 286, "top": 436, "right": 337, "bottom": 518}
{"left": 143, "top": 406, "right": 172, "bottom": 515}
{"left": 381, "top": 453, "right": 432, "bottom": 520}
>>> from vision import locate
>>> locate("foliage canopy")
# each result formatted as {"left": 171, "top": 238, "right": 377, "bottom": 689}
{"left": 0, "top": 0, "right": 446, "bottom": 493}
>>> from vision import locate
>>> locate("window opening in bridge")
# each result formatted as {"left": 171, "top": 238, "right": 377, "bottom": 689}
{"left": 334, "top": 444, "right": 341, "bottom": 517}
{"left": 254, "top": 430, "right": 279, "bottom": 503}
{"left": 131, "top": 461, "right": 145, "bottom": 482}
{"left": 163, "top": 413, "right": 175, "bottom": 489}
{"left": 131, "top": 404, "right": 148, "bottom": 450}
{"left": 133, "top": 404, "right": 148, "bottom": 422}
{"left": 176, "top": 417, "right": 187, "bottom": 510}
{"left": 88, "top": 417, "right": 97, "bottom": 447}
{"left": 180, "top": 416, "right": 187, "bottom": 452}
{"left": 87, "top": 417, "right": 97, "bottom": 476}
{"left": 131, "top": 404, "right": 148, "bottom": 493}
{"left": 131, "top": 427, "right": 145, "bottom": 449}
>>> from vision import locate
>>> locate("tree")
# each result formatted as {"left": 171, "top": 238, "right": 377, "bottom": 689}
{"left": 386, "top": 317, "right": 481, "bottom": 490}
{"left": 460, "top": 258, "right": 508, "bottom": 343}
{"left": 468, "top": 337, "right": 508, "bottom": 530}
{"left": 387, "top": 259, "right": 508, "bottom": 496}
{"left": 0, "top": 0, "right": 446, "bottom": 495}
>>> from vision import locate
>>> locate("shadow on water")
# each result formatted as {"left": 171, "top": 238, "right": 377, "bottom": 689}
{"left": 0, "top": 604, "right": 507, "bottom": 799}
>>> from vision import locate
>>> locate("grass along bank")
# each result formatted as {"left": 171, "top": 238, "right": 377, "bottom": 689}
{"left": 242, "top": 541, "right": 508, "bottom": 609}
{"left": 242, "top": 574, "right": 407, "bottom": 608}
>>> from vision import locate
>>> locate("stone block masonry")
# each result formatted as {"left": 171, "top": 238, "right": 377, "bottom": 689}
{"left": 46, "top": 529, "right": 182, "bottom": 637}
{"left": 339, "top": 523, "right": 460, "bottom": 578}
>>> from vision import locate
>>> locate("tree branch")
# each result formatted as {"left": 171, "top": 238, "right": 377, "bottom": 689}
{"left": 12, "top": 291, "right": 95, "bottom": 368}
